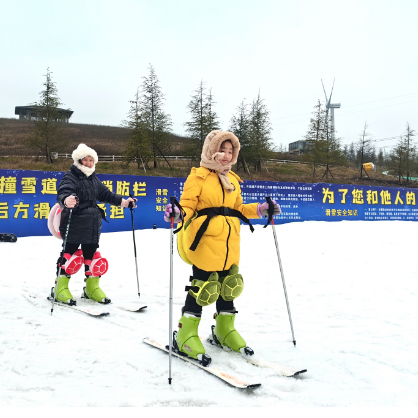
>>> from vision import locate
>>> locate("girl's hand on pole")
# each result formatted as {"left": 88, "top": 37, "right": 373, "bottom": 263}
{"left": 164, "top": 203, "right": 182, "bottom": 223}
{"left": 258, "top": 200, "right": 281, "bottom": 218}
{"left": 64, "top": 195, "right": 79, "bottom": 208}
{"left": 121, "top": 197, "right": 137, "bottom": 208}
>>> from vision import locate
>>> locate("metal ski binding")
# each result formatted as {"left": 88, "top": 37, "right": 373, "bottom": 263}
{"left": 169, "top": 331, "right": 212, "bottom": 367}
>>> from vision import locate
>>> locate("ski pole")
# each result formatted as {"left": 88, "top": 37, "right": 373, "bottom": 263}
{"left": 168, "top": 196, "right": 175, "bottom": 385}
{"left": 51, "top": 195, "right": 78, "bottom": 316}
{"left": 265, "top": 196, "right": 296, "bottom": 346}
{"left": 128, "top": 194, "right": 140, "bottom": 298}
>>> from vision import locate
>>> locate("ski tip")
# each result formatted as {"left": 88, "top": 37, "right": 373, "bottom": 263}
{"left": 293, "top": 369, "right": 307, "bottom": 376}
{"left": 246, "top": 383, "right": 262, "bottom": 389}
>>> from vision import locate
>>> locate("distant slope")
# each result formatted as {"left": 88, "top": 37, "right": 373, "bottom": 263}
{"left": 0, "top": 118, "right": 187, "bottom": 156}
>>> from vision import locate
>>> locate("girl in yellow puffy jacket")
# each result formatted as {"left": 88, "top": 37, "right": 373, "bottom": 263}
{"left": 164, "top": 130, "right": 281, "bottom": 365}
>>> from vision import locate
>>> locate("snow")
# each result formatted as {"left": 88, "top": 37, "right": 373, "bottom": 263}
{"left": 1, "top": 220, "right": 418, "bottom": 407}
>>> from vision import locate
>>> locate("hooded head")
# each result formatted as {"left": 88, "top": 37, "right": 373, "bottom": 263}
{"left": 200, "top": 130, "right": 240, "bottom": 193}
{"left": 71, "top": 143, "right": 98, "bottom": 177}
{"left": 201, "top": 130, "right": 240, "bottom": 166}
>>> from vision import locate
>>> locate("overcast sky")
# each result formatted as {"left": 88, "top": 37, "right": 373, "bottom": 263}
{"left": 1, "top": 0, "right": 417, "bottom": 153}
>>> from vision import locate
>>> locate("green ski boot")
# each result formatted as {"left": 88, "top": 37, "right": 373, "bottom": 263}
{"left": 210, "top": 311, "right": 254, "bottom": 355}
{"left": 174, "top": 312, "right": 212, "bottom": 366}
{"left": 83, "top": 276, "right": 111, "bottom": 304}
{"left": 51, "top": 275, "right": 76, "bottom": 306}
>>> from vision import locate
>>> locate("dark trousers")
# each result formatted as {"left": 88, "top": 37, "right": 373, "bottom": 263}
{"left": 182, "top": 265, "right": 235, "bottom": 315}
{"left": 56, "top": 242, "right": 99, "bottom": 276}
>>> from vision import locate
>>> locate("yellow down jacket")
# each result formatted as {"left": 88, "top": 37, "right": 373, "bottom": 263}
{"left": 177, "top": 166, "right": 259, "bottom": 272}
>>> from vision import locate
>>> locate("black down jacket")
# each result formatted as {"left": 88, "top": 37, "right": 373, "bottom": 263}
{"left": 57, "top": 165, "right": 123, "bottom": 244}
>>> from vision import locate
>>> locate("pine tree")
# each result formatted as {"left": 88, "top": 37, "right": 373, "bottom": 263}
{"left": 206, "top": 88, "right": 221, "bottom": 133}
{"left": 321, "top": 113, "right": 346, "bottom": 179}
{"left": 184, "top": 81, "right": 221, "bottom": 158}
{"left": 389, "top": 123, "right": 417, "bottom": 183}
{"left": 230, "top": 99, "right": 251, "bottom": 173}
{"left": 377, "top": 148, "right": 384, "bottom": 168}
{"left": 388, "top": 137, "right": 407, "bottom": 183}
{"left": 26, "top": 68, "right": 69, "bottom": 164}
{"left": 343, "top": 144, "right": 349, "bottom": 161}
{"left": 304, "top": 100, "right": 326, "bottom": 177}
{"left": 247, "top": 92, "right": 274, "bottom": 172}
{"left": 357, "top": 123, "right": 373, "bottom": 178}
{"left": 403, "top": 122, "right": 416, "bottom": 182}
{"left": 140, "top": 64, "right": 172, "bottom": 169}
{"left": 122, "top": 89, "right": 150, "bottom": 171}
{"left": 348, "top": 142, "right": 356, "bottom": 165}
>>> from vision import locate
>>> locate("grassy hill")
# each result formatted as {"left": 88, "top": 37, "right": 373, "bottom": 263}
{"left": 0, "top": 117, "right": 415, "bottom": 188}
{"left": 0, "top": 117, "right": 186, "bottom": 156}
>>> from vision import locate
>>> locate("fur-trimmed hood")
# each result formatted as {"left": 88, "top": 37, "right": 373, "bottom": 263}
{"left": 201, "top": 130, "right": 240, "bottom": 165}
{"left": 72, "top": 143, "right": 98, "bottom": 164}
{"left": 200, "top": 130, "right": 240, "bottom": 193}
{"left": 71, "top": 143, "right": 98, "bottom": 177}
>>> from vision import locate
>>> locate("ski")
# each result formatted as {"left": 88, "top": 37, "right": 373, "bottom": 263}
{"left": 117, "top": 305, "right": 147, "bottom": 312}
{"left": 46, "top": 296, "right": 109, "bottom": 316}
{"left": 143, "top": 337, "right": 261, "bottom": 389}
{"left": 24, "top": 293, "right": 109, "bottom": 316}
{"left": 0, "top": 233, "right": 17, "bottom": 242}
{"left": 207, "top": 327, "right": 307, "bottom": 377}
{"left": 81, "top": 293, "right": 147, "bottom": 312}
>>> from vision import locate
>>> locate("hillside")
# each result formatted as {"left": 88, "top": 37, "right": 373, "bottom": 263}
{"left": 0, "top": 118, "right": 416, "bottom": 188}
{"left": 0, "top": 118, "right": 186, "bottom": 156}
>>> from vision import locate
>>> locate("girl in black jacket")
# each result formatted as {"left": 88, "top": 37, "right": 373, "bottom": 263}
{"left": 53, "top": 143, "right": 136, "bottom": 305}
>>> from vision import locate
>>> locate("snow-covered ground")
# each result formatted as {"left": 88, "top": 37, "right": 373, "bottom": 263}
{"left": 1, "top": 221, "right": 417, "bottom": 407}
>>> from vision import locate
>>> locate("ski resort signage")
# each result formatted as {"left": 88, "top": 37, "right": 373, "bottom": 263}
{"left": 1, "top": 169, "right": 418, "bottom": 237}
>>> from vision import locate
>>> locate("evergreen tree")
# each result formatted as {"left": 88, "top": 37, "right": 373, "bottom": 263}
{"left": 247, "top": 92, "right": 274, "bottom": 172}
{"left": 230, "top": 99, "right": 251, "bottom": 173}
{"left": 122, "top": 89, "right": 150, "bottom": 171}
{"left": 304, "top": 100, "right": 326, "bottom": 177}
{"left": 388, "top": 137, "right": 407, "bottom": 183}
{"left": 377, "top": 148, "right": 385, "bottom": 168}
{"left": 206, "top": 88, "right": 221, "bottom": 133}
{"left": 389, "top": 123, "right": 417, "bottom": 183}
{"left": 184, "top": 81, "right": 221, "bottom": 158}
{"left": 356, "top": 123, "right": 373, "bottom": 178}
{"left": 403, "top": 122, "right": 416, "bottom": 182}
{"left": 140, "top": 64, "right": 172, "bottom": 168}
{"left": 26, "top": 68, "right": 69, "bottom": 164}
{"left": 343, "top": 144, "right": 349, "bottom": 160}
{"left": 348, "top": 142, "right": 356, "bottom": 164}
{"left": 321, "top": 113, "right": 346, "bottom": 179}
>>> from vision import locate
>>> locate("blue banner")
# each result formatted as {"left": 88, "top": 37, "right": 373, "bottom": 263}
{"left": 1, "top": 169, "right": 418, "bottom": 237}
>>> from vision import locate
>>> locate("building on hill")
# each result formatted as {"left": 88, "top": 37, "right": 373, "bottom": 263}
{"left": 288, "top": 140, "right": 307, "bottom": 154}
{"left": 15, "top": 106, "right": 73, "bottom": 123}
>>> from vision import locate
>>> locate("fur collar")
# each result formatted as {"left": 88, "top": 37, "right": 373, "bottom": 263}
{"left": 73, "top": 161, "right": 96, "bottom": 177}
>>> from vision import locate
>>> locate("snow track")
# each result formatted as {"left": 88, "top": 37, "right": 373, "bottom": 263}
{"left": 1, "top": 222, "right": 417, "bottom": 406}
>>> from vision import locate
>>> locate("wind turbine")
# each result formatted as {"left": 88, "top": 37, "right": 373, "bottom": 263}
{"left": 321, "top": 79, "right": 341, "bottom": 141}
